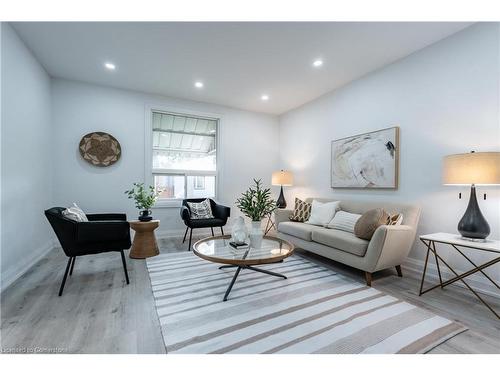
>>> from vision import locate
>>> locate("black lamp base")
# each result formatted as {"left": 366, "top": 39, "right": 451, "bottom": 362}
{"left": 458, "top": 185, "right": 490, "bottom": 240}
{"left": 276, "top": 185, "right": 287, "bottom": 209}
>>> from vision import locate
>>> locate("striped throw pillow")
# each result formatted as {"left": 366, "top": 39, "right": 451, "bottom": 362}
{"left": 289, "top": 198, "right": 312, "bottom": 222}
{"left": 187, "top": 199, "right": 214, "bottom": 219}
{"left": 326, "top": 211, "right": 361, "bottom": 233}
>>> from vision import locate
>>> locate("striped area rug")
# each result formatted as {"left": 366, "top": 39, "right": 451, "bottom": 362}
{"left": 146, "top": 252, "right": 466, "bottom": 354}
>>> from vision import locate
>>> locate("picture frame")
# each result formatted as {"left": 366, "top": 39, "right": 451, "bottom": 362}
{"left": 331, "top": 126, "right": 399, "bottom": 189}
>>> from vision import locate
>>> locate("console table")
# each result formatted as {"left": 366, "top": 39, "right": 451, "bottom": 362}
{"left": 419, "top": 232, "right": 500, "bottom": 319}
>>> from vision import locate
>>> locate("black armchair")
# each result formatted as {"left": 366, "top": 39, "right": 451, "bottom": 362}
{"left": 180, "top": 198, "right": 231, "bottom": 251}
{"left": 45, "top": 207, "right": 132, "bottom": 296}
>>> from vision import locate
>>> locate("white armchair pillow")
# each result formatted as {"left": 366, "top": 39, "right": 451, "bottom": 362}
{"left": 62, "top": 203, "right": 88, "bottom": 222}
{"left": 305, "top": 200, "right": 340, "bottom": 226}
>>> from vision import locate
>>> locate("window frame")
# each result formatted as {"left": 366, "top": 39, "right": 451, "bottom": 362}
{"left": 145, "top": 105, "right": 222, "bottom": 208}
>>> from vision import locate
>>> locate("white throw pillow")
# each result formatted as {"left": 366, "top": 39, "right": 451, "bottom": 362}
{"left": 327, "top": 210, "right": 361, "bottom": 233}
{"left": 305, "top": 200, "right": 340, "bottom": 226}
{"left": 62, "top": 203, "right": 88, "bottom": 222}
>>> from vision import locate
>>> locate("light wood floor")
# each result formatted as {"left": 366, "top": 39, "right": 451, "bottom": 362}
{"left": 1, "top": 233, "right": 499, "bottom": 354}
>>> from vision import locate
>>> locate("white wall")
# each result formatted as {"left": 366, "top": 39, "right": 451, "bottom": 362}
{"left": 1, "top": 23, "right": 53, "bottom": 289}
{"left": 279, "top": 23, "right": 500, "bottom": 288}
{"left": 51, "top": 79, "right": 280, "bottom": 236}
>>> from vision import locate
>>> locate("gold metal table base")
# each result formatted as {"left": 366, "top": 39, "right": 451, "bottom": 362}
{"left": 419, "top": 238, "right": 500, "bottom": 319}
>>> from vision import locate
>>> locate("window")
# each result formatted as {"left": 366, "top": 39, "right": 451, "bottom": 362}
{"left": 193, "top": 176, "right": 205, "bottom": 190}
{"left": 151, "top": 110, "right": 218, "bottom": 204}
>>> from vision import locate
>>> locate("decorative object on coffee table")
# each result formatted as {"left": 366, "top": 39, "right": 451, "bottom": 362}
{"left": 443, "top": 151, "right": 500, "bottom": 240}
{"left": 272, "top": 170, "right": 293, "bottom": 208}
{"left": 192, "top": 235, "right": 294, "bottom": 301}
{"left": 231, "top": 216, "right": 248, "bottom": 244}
{"left": 236, "top": 179, "right": 276, "bottom": 249}
{"left": 79, "top": 132, "right": 121, "bottom": 167}
{"left": 125, "top": 182, "right": 161, "bottom": 222}
{"left": 331, "top": 126, "right": 399, "bottom": 189}
{"left": 129, "top": 220, "right": 160, "bottom": 259}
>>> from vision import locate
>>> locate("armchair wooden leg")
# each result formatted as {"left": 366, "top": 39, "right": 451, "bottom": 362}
{"left": 220, "top": 227, "right": 224, "bottom": 236}
{"left": 58, "top": 258, "right": 72, "bottom": 296}
{"left": 182, "top": 227, "right": 189, "bottom": 243}
{"left": 188, "top": 228, "right": 193, "bottom": 251}
{"left": 120, "top": 250, "right": 130, "bottom": 285}
{"left": 69, "top": 257, "right": 76, "bottom": 276}
{"left": 395, "top": 265, "right": 403, "bottom": 277}
{"left": 365, "top": 272, "right": 372, "bottom": 287}
{"left": 211, "top": 227, "right": 214, "bottom": 236}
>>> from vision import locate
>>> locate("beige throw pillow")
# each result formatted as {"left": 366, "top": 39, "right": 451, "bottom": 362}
{"left": 354, "top": 208, "right": 390, "bottom": 240}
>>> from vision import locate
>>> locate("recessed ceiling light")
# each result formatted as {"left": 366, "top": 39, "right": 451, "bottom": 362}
{"left": 261, "top": 94, "right": 269, "bottom": 101}
{"left": 312, "top": 59, "right": 323, "bottom": 67}
{"left": 194, "top": 81, "right": 204, "bottom": 88}
{"left": 104, "top": 62, "right": 116, "bottom": 70}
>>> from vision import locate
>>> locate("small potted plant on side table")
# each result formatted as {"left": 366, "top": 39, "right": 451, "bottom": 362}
{"left": 125, "top": 182, "right": 161, "bottom": 222}
{"left": 236, "top": 179, "right": 276, "bottom": 249}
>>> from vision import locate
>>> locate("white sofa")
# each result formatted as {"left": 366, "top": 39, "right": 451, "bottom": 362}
{"left": 276, "top": 198, "right": 421, "bottom": 286}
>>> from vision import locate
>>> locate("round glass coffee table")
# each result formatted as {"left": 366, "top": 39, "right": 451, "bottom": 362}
{"left": 192, "top": 235, "right": 295, "bottom": 301}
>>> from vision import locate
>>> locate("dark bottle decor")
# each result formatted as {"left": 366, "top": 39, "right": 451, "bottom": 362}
{"left": 125, "top": 183, "right": 161, "bottom": 222}
{"left": 458, "top": 185, "right": 490, "bottom": 240}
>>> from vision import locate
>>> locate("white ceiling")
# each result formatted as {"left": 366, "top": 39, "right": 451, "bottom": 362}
{"left": 12, "top": 22, "right": 472, "bottom": 115}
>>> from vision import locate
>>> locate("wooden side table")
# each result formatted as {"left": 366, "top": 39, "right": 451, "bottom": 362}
{"left": 129, "top": 220, "right": 160, "bottom": 259}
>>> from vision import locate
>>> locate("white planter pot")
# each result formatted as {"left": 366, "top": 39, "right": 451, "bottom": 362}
{"left": 249, "top": 220, "right": 263, "bottom": 249}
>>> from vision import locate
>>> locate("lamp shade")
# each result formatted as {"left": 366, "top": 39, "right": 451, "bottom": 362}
{"left": 443, "top": 152, "right": 500, "bottom": 185}
{"left": 272, "top": 170, "right": 293, "bottom": 186}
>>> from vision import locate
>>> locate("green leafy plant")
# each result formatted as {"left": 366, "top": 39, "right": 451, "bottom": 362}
{"left": 125, "top": 182, "right": 161, "bottom": 210}
{"left": 236, "top": 179, "right": 276, "bottom": 221}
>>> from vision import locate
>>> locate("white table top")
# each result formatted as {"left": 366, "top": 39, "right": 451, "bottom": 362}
{"left": 420, "top": 232, "right": 500, "bottom": 252}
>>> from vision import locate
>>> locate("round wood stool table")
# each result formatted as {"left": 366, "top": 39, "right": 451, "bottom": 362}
{"left": 129, "top": 220, "right": 160, "bottom": 259}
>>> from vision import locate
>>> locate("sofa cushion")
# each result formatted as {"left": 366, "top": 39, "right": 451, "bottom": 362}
{"left": 311, "top": 228, "right": 369, "bottom": 257}
{"left": 289, "top": 198, "right": 312, "bottom": 222}
{"left": 326, "top": 210, "right": 361, "bottom": 232}
{"left": 278, "top": 221, "right": 314, "bottom": 241}
{"left": 306, "top": 200, "right": 340, "bottom": 226}
{"left": 354, "top": 208, "right": 390, "bottom": 240}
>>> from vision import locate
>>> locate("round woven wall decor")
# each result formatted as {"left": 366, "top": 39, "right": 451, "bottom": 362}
{"left": 79, "top": 132, "right": 121, "bottom": 167}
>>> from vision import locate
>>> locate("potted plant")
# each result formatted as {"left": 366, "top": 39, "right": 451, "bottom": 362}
{"left": 125, "top": 182, "right": 161, "bottom": 222}
{"left": 235, "top": 179, "right": 276, "bottom": 248}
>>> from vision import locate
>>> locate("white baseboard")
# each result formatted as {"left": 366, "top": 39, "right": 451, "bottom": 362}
{"left": 404, "top": 256, "right": 500, "bottom": 299}
{"left": 1, "top": 240, "right": 55, "bottom": 293}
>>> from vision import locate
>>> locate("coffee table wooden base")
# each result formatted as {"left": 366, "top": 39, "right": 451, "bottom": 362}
{"left": 129, "top": 220, "right": 160, "bottom": 259}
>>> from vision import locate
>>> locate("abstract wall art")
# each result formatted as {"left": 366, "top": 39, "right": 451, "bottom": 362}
{"left": 331, "top": 127, "right": 399, "bottom": 189}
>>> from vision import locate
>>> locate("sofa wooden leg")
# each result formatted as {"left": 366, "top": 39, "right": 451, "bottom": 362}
{"left": 365, "top": 272, "right": 372, "bottom": 287}
{"left": 395, "top": 265, "right": 403, "bottom": 277}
